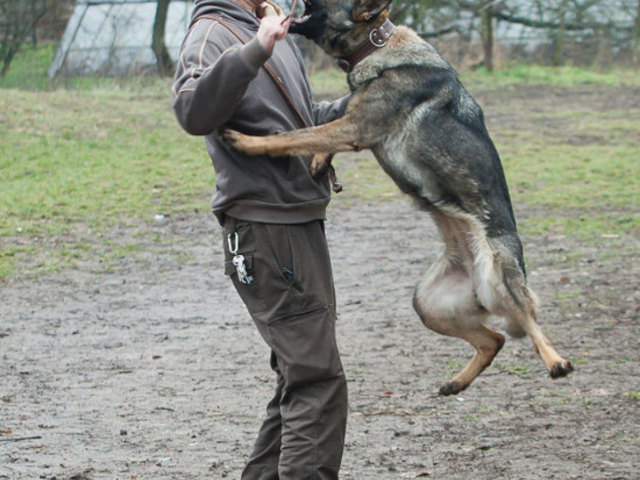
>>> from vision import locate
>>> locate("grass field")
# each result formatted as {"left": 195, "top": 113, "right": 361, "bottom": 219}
{"left": 1, "top": 52, "right": 639, "bottom": 279}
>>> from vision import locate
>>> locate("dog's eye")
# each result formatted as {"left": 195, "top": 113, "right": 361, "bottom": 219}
{"left": 328, "top": 19, "right": 354, "bottom": 32}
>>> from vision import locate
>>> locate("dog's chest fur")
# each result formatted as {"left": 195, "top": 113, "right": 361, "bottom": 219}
{"left": 346, "top": 27, "right": 457, "bottom": 205}
{"left": 372, "top": 114, "right": 444, "bottom": 204}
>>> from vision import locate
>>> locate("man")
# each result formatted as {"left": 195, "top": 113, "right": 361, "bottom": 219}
{"left": 171, "top": 1, "right": 349, "bottom": 479}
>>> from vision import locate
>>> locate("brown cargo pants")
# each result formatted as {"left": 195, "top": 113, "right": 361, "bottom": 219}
{"left": 222, "top": 217, "right": 348, "bottom": 480}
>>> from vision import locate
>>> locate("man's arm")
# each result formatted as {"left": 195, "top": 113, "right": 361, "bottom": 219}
{"left": 312, "top": 95, "right": 351, "bottom": 126}
{"left": 172, "top": 15, "right": 290, "bottom": 136}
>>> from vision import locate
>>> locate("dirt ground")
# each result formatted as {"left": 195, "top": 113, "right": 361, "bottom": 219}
{"left": 1, "top": 85, "right": 639, "bottom": 480}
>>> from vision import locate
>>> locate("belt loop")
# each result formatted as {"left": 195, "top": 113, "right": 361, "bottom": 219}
{"left": 226, "top": 215, "right": 236, "bottom": 235}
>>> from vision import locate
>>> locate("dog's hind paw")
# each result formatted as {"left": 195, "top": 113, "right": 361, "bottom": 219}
{"left": 549, "top": 360, "right": 574, "bottom": 379}
{"left": 439, "top": 381, "right": 464, "bottom": 396}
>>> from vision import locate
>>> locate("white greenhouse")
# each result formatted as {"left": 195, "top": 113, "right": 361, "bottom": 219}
{"left": 48, "top": 0, "right": 194, "bottom": 77}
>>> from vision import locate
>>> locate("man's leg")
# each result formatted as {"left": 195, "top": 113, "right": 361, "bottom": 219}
{"left": 241, "top": 353, "right": 283, "bottom": 480}
{"left": 223, "top": 219, "right": 347, "bottom": 480}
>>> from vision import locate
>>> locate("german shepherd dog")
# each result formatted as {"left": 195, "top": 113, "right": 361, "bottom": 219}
{"left": 222, "top": 0, "right": 573, "bottom": 395}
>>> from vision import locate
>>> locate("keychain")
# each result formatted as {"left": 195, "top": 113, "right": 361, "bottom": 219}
{"left": 227, "top": 232, "right": 253, "bottom": 285}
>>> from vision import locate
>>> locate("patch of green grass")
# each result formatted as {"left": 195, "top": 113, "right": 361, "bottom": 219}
{"left": 494, "top": 109, "right": 639, "bottom": 238}
{"left": 0, "top": 42, "right": 170, "bottom": 92}
{"left": 519, "top": 213, "right": 637, "bottom": 238}
{"left": 555, "top": 292, "right": 581, "bottom": 302}
{"left": 502, "top": 144, "right": 638, "bottom": 209}
{"left": 495, "top": 362, "right": 533, "bottom": 378}
{"left": 0, "top": 88, "right": 210, "bottom": 238}
{"left": 463, "top": 64, "right": 640, "bottom": 88}
{"left": 310, "top": 64, "right": 640, "bottom": 100}
{"left": 1, "top": 47, "right": 638, "bottom": 279}
{"left": 309, "top": 68, "right": 349, "bottom": 100}
{"left": 0, "top": 85, "right": 213, "bottom": 279}
{"left": 332, "top": 155, "right": 398, "bottom": 202}
{"left": 442, "top": 359, "right": 465, "bottom": 379}
{"left": 0, "top": 43, "right": 57, "bottom": 90}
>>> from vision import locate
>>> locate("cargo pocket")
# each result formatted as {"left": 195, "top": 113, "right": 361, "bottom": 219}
{"left": 223, "top": 221, "right": 290, "bottom": 316}
{"left": 267, "top": 305, "right": 342, "bottom": 389}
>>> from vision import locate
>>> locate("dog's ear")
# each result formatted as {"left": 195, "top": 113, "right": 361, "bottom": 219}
{"left": 352, "top": 0, "right": 392, "bottom": 22}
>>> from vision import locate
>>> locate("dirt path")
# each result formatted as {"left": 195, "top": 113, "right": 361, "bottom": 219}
{"left": 1, "top": 194, "right": 638, "bottom": 479}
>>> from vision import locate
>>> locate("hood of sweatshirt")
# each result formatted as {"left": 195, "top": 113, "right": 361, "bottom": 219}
{"left": 192, "top": 0, "right": 270, "bottom": 31}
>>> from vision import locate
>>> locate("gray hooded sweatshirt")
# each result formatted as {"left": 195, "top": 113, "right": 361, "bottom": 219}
{"left": 172, "top": 0, "right": 349, "bottom": 224}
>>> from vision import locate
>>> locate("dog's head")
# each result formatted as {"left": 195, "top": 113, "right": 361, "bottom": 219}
{"left": 290, "top": 0, "right": 393, "bottom": 57}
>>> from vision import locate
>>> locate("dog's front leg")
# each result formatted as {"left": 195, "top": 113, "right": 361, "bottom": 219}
{"left": 220, "top": 116, "right": 362, "bottom": 157}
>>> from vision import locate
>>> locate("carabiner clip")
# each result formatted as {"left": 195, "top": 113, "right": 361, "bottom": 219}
{"left": 227, "top": 232, "right": 239, "bottom": 255}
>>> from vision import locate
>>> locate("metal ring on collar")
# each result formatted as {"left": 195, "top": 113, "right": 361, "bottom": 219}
{"left": 369, "top": 27, "right": 388, "bottom": 47}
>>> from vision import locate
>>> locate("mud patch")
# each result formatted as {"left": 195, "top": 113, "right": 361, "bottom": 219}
{"left": 1, "top": 198, "right": 638, "bottom": 479}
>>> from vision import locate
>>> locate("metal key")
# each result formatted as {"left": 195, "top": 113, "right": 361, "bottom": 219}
{"left": 232, "top": 254, "right": 253, "bottom": 285}
{"left": 228, "top": 232, "right": 253, "bottom": 285}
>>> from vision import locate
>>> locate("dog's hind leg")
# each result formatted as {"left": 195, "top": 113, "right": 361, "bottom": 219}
{"left": 413, "top": 258, "right": 505, "bottom": 395}
{"left": 413, "top": 214, "right": 505, "bottom": 395}
{"left": 505, "top": 291, "right": 573, "bottom": 379}
{"left": 483, "top": 236, "right": 574, "bottom": 379}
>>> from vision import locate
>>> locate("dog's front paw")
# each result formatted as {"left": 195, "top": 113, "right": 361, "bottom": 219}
{"left": 220, "top": 129, "right": 249, "bottom": 152}
{"left": 310, "top": 153, "right": 333, "bottom": 178}
{"left": 549, "top": 360, "right": 574, "bottom": 379}
{"left": 220, "top": 129, "right": 267, "bottom": 155}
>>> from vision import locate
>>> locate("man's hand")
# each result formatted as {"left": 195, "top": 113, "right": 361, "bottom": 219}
{"left": 256, "top": 14, "right": 291, "bottom": 56}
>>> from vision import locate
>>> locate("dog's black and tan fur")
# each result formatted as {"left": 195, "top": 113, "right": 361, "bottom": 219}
{"left": 222, "top": 0, "right": 573, "bottom": 395}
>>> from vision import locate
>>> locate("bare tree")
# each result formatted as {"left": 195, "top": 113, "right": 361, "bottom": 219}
{"left": 274, "top": 0, "right": 638, "bottom": 68}
{"left": 152, "top": 0, "right": 172, "bottom": 76}
{"left": 0, "top": 0, "right": 51, "bottom": 77}
{"left": 393, "top": 0, "right": 638, "bottom": 67}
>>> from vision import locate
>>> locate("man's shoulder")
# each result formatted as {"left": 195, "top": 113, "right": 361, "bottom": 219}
{"left": 188, "top": 15, "right": 253, "bottom": 46}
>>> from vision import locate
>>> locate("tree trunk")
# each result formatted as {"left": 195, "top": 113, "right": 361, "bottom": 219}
{"left": 31, "top": 0, "right": 38, "bottom": 46}
{"left": 634, "top": 0, "right": 640, "bottom": 66}
{"left": 152, "top": 0, "right": 172, "bottom": 76}
{"left": 553, "top": 0, "right": 569, "bottom": 66}
{"left": 0, "top": 0, "right": 50, "bottom": 78}
{"left": 480, "top": 7, "right": 494, "bottom": 71}
{"left": 1, "top": 46, "right": 18, "bottom": 77}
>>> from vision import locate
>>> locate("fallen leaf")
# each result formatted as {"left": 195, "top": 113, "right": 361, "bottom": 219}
{"left": 376, "top": 390, "right": 393, "bottom": 398}
{"left": 0, "top": 429, "right": 12, "bottom": 435}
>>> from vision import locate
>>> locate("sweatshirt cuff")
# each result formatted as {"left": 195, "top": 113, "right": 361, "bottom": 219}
{"left": 239, "top": 38, "right": 271, "bottom": 73}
